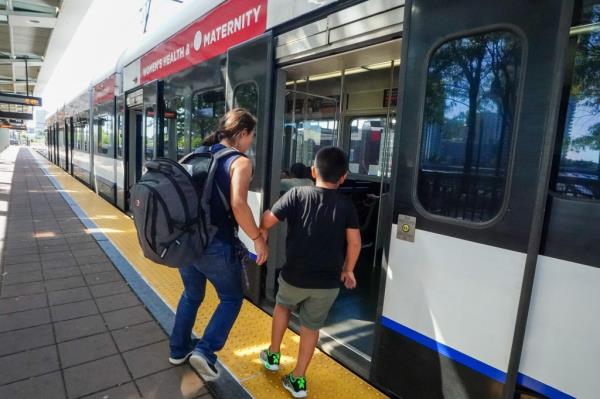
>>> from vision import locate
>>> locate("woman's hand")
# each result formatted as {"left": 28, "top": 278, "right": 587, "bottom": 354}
{"left": 254, "top": 235, "right": 268, "bottom": 265}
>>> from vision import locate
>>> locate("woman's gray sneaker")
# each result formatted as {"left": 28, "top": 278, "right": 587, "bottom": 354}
{"left": 189, "top": 353, "right": 219, "bottom": 381}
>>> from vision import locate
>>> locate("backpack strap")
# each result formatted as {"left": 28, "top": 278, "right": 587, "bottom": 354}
{"left": 211, "top": 147, "right": 246, "bottom": 215}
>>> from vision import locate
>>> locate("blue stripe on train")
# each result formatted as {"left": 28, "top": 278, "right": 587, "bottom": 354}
{"left": 380, "top": 316, "right": 575, "bottom": 399}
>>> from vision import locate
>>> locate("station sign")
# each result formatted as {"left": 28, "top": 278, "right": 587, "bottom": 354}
{"left": 140, "top": 0, "right": 267, "bottom": 84}
{"left": 93, "top": 74, "right": 116, "bottom": 105}
{"left": 0, "top": 92, "right": 42, "bottom": 107}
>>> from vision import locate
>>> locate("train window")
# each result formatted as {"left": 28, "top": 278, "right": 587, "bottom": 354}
{"left": 348, "top": 117, "right": 387, "bottom": 176}
{"left": 96, "top": 114, "right": 114, "bottom": 156}
{"left": 418, "top": 30, "right": 523, "bottom": 222}
{"left": 83, "top": 123, "right": 89, "bottom": 152}
{"left": 553, "top": 17, "right": 600, "bottom": 200}
{"left": 191, "top": 89, "right": 225, "bottom": 149}
{"left": 116, "top": 102, "right": 124, "bottom": 159}
{"left": 145, "top": 107, "right": 155, "bottom": 160}
{"left": 233, "top": 82, "right": 258, "bottom": 116}
{"left": 164, "top": 95, "right": 186, "bottom": 158}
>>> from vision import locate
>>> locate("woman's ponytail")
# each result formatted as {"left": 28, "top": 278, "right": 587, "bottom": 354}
{"left": 202, "top": 131, "right": 220, "bottom": 146}
{"left": 201, "top": 108, "right": 256, "bottom": 147}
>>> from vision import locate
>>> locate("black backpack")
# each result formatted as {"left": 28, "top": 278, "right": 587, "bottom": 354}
{"left": 130, "top": 146, "right": 242, "bottom": 268}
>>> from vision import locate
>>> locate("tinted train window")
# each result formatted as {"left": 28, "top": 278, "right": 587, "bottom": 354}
{"left": 234, "top": 82, "right": 259, "bottom": 161}
{"left": 96, "top": 114, "right": 114, "bottom": 156}
{"left": 418, "top": 31, "right": 522, "bottom": 222}
{"left": 554, "top": 21, "right": 600, "bottom": 200}
{"left": 349, "top": 117, "right": 387, "bottom": 176}
{"left": 233, "top": 82, "right": 258, "bottom": 115}
{"left": 191, "top": 89, "right": 225, "bottom": 150}
{"left": 145, "top": 108, "right": 155, "bottom": 161}
{"left": 116, "top": 101, "right": 124, "bottom": 159}
{"left": 164, "top": 95, "right": 186, "bottom": 159}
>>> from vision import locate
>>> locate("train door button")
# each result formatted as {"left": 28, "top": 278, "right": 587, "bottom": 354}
{"left": 396, "top": 214, "right": 416, "bottom": 242}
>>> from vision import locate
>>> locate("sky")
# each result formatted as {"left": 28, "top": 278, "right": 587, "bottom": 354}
{"left": 39, "top": 0, "right": 185, "bottom": 115}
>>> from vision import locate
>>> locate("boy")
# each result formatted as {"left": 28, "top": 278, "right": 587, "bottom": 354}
{"left": 258, "top": 147, "right": 361, "bottom": 398}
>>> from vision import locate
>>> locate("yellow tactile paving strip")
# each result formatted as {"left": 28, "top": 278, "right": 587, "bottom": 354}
{"left": 35, "top": 151, "right": 386, "bottom": 399}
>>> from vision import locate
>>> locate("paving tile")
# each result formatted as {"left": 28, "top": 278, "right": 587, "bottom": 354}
{"left": 3, "top": 246, "right": 39, "bottom": 257}
{"left": 5, "top": 239, "right": 37, "bottom": 249}
{"left": 37, "top": 238, "right": 69, "bottom": 248}
{"left": 0, "top": 323, "right": 54, "bottom": 357}
{"left": 3, "top": 261, "right": 42, "bottom": 273}
{"left": 103, "top": 306, "right": 153, "bottom": 330}
{"left": 58, "top": 332, "right": 118, "bottom": 367}
{"left": 45, "top": 275, "right": 86, "bottom": 292}
{"left": 0, "top": 307, "right": 51, "bottom": 332}
{"left": 79, "top": 262, "right": 115, "bottom": 275}
{"left": 111, "top": 321, "right": 167, "bottom": 352}
{"left": 0, "top": 293, "right": 47, "bottom": 314}
{"left": 38, "top": 243, "right": 71, "bottom": 254}
{"left": 135, "top": 366, "right": 209, "bottom": 399}
{"left": 42, "top": 257, "right": 78, "bottom": 269}
{"left": 43, "top": 265, "right": 82, "bottom": 280}
{"left": 63, "top": 355, "right": 131, "bottom": 399}
{"left": 2, "top": 269, "right": 43, "bottom": 285}
{"left": 122, "top": 341, "right": 171, "bottom": 379}
{"left": 54, "top": 314, "right": 107, "bottom": 342}
{"left": 77, "top": 255, "right": 110, "bottom": 266}
{"left": 51, "top": 299, "right": 98, "bottom": 322}
{"left": 0, "top": 281, "right": 45, "bottom": 298}
{"left": 71, "top": 247, "right": 105, "bottom": 258}
{"left": 48, "top": 286, "right": 92, "bottom": 306}
{"left": 84, "top": 271, "right": 124, "bottom": 286}
{"left": 0, "top": 371, "right": 65, "bottom": 399}
{"left": 70, "top": 242, "right": 101, "bottom": 252}
{"left": 96, "top": 292, "right": 141, "bottom": 313}
{"left": 89, "top": 281, "right": 131, "bottom": 298}
{"left": 81, "top": 382, "right": 142, "bottom": 399}
{"left": 66, "top": 235, "right": 95, "bottom": 245}
{"left": 3, "top": 253, "right": 41, "bottom": 265}
{"left": 0, "top": 345, "right": 59, "bottom": 385}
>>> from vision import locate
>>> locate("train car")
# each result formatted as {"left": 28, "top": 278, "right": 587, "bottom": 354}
{"left": 69, "top": 89, "right": 93, "bottom": 187}
{"left": 44, "top": 0, "right": 600, "bottom": 398}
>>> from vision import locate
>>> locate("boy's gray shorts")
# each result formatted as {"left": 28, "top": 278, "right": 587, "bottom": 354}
{"left": 276, "top": 275, "right": 340, "bottom": 330}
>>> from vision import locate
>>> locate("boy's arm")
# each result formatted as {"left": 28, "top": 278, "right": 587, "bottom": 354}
{"left": 260, "top": 189, "right": 295, "bottom": 239}
{"left": 259, "top": 210, "right": 280, "bottom": 240}
{"left": 341, "top": 228, "right": 361, "bottom": 289}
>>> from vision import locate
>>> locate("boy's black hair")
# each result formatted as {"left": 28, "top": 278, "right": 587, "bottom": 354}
{"left": 314, "top": 146, "right": 348, "bottom": 183}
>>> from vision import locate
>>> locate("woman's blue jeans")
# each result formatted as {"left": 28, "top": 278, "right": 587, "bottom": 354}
{"left": 169, "top": 238, "right": 244, "bottom": 365}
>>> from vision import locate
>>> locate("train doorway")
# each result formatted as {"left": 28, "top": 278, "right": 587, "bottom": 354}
{"left": 125, "top": 89, "right": 143, "bottom": 211}
{"left": 267, "top": 40, "right": 400, "bottom": 373}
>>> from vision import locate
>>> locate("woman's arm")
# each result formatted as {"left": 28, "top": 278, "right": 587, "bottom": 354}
{"left": 230, "top": 156, "right": 268, "bottom": 265}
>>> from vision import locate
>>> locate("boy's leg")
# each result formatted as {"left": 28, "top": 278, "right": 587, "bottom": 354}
{"left": 294, "top": 287, "right": 340, "bottom": 376}
{"left": 293, "top": 325, "right": 319, "bottom": 377}
{"left": 270, "top": 303, "right": 291, "bottom": 353}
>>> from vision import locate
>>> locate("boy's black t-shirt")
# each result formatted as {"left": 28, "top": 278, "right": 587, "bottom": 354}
{"left": 271, "top": 186, "right": 359, "bottom": 289}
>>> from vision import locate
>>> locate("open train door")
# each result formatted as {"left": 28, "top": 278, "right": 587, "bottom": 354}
{"left": 373, "top": 1, "right": 575, "bottom": 398}
{"left": 226, "top": 32, "right": 273, "bottom": 304}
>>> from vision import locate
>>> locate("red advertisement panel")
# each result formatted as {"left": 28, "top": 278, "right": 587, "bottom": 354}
{"left": 93, "top": 74, "right": 116, "bottom": 105}
{"left": 140, "top": 0, "right": 267, "bottom": 84}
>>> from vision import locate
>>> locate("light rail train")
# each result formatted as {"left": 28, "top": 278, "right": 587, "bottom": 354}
{"left": 45, "top": 0, "right": 600, "bottom": 397}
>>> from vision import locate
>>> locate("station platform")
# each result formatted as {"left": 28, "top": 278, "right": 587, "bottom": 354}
{"left": 0, "top": 146, "right": 386, "bottom": 399}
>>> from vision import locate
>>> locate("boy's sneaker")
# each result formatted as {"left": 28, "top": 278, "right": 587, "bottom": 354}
{"left": 189, "top": 352, "right": 219, "bottom": 381}
{"left": 282, "top": 373, "right": 307, "bottom": 398}
{"left": 168, "top": 339, "right": 198, "bottom": 365}
{"left": 259, "top": 349, "right": 280, "bottom": 371}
